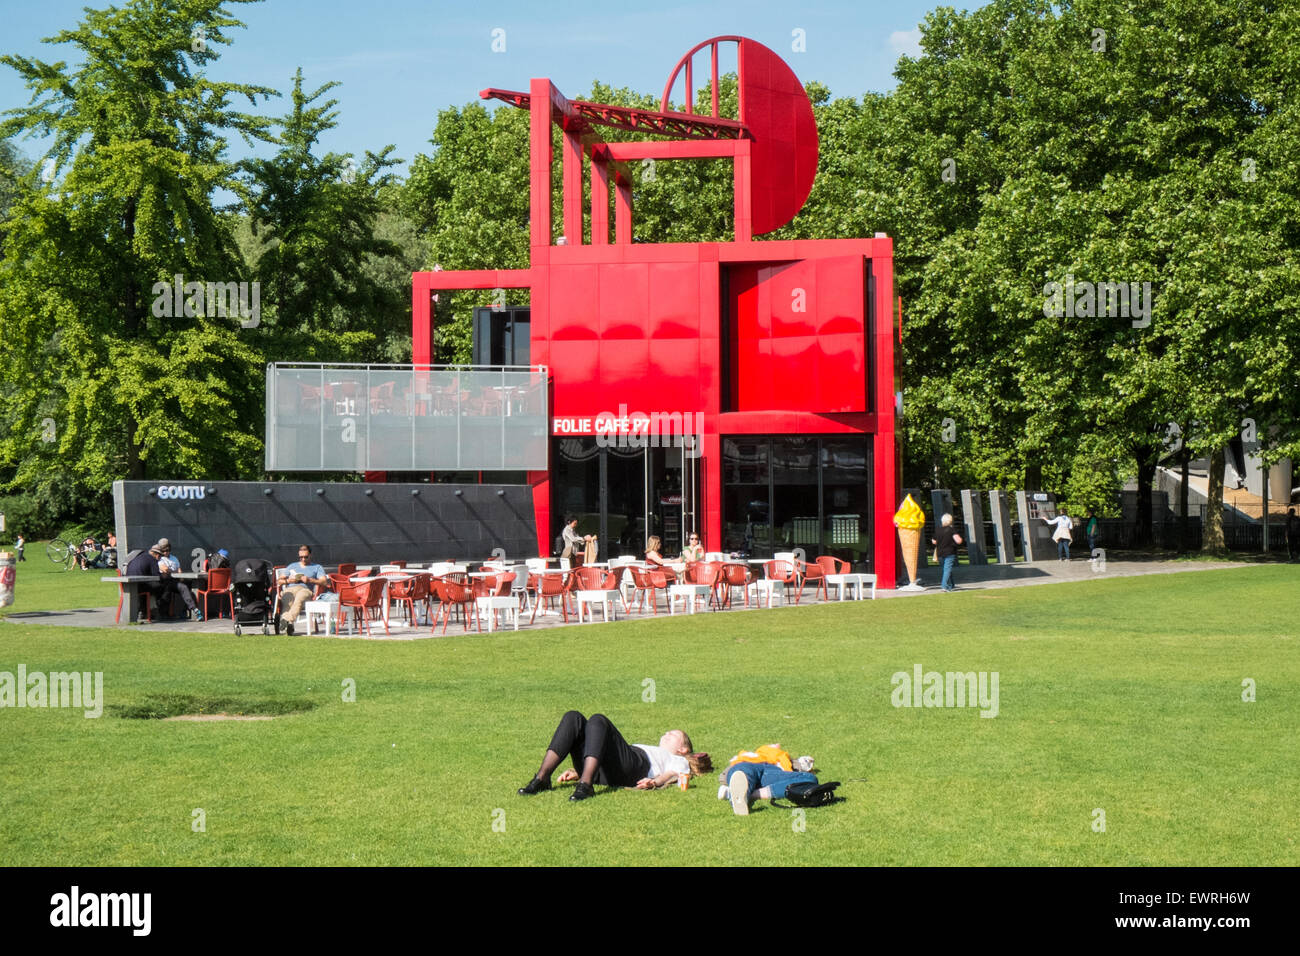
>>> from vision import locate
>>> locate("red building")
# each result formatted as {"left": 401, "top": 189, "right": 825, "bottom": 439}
{"left": 412, "top": 36, "right": 898, "bottom": 584}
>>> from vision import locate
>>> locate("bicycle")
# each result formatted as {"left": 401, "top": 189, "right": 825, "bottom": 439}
{"left": 46, "top": 538, "right": 79, "bottom": 570}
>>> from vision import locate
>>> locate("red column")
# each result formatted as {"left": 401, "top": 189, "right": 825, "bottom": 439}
{"left": 591, "top": 156, "right": 609, "bottom": 245}
{"left": 529, "top": 78, "right": 553, "bottom": 248}
{"left": 615, "top": 178, "right": 633, "bottom": 244}
{"left": 563, "top": 128, "right": 583, "bottom": 245}
{"left": 871, "top": 239, "right": 898, "bottom": 588}
{"left": 412, "top": 272, "right": 432, "bottom": 366}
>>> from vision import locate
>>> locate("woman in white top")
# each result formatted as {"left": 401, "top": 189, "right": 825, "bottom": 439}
{"left": 518, "top": 711, "right": 708, "bottom": 801}
{"left": 1041, "top": 512, "right": 1074, "bottom": 561}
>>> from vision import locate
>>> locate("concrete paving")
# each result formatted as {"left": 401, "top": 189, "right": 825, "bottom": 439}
{"left": 2, "top": 557, "right": 1269, "bottom": 639}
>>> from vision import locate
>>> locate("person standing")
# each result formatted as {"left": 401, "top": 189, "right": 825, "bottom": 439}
{"left": 14, "top": 535, "right": 24, "bottom": 562}
{"left": 931, "top": 513, "right": 964, "bottom": 592}
{"left": 560, "top": 516, "right": 593, "bottom": 568}
{"left": 1286, "top": 508, "right": 1300, "bottom": 562}
{"left": 1042, "top": 512, "right": 1074, "bottom": 561}
{"left": 1085, "top": 509, "right": 1099, "bottom": 554}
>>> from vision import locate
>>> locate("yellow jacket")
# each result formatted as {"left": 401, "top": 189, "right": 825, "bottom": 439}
{"left": 725, "top": 744, "right": 793, "bottom": 772}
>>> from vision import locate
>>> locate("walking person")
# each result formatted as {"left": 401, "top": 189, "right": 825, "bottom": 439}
{"left": 1286, "top": 508, "right": 1300, "bottom": 562}
{"left": 931, "top": 513, "right": 964, "bottom": 592}
{"left": 14, "top": 535, "right": 24, "bottom": 562}
{"left": 1042, "top": 511, "right": 1074, "bottom": 561}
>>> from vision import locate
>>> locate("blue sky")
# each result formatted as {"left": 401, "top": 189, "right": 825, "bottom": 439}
{"left": 1, "top": 0, "right": 960, "bottom": 174}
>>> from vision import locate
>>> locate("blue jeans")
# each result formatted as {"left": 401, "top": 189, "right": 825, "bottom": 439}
{"left": 940, "top": 555, "right": 956, "bottom": 591}
{"left": 1057, "top": 539, "right": 1070, "bottom": 560}
{"left": 726, "top": 762, "right": 817, "bottom": 799}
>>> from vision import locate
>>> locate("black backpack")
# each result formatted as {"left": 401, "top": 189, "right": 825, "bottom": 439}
{"left": 784, "top": 781, "right": 841, "bottom": 808}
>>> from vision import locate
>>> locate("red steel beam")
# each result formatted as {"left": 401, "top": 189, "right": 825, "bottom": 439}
{"left": 481, "top": 88, "right": 746, "bottom": 140}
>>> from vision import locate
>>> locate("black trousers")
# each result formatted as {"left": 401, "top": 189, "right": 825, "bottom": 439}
{"left": 548, "top": 711, "right": 650, "bottom": 786}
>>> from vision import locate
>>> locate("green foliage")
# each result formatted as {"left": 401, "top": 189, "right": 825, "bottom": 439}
{"left": 0, "top": 0, "right": 275, "bottom": 493}
{"left": 242, "top": 69, "right": 407, "bottom": 363}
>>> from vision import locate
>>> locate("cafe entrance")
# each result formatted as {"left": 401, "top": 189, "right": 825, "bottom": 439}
{"left": 551, "top": 439, "right": 698, "bottom": 559}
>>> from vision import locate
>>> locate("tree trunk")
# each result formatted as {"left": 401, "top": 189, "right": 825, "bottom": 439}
{"left": 1203, "top": 446, "right": 1226, "bottom": 552}
{"left": 1179, "top": 447, "right": 1190, "bottom": 553}
{"left": 1134, "top": 449, "right": 1157, "bottom": 548}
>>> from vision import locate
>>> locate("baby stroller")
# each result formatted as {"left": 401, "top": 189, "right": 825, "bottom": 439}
{"left": 232, "top": 558, "right": 278, "bottom": 636}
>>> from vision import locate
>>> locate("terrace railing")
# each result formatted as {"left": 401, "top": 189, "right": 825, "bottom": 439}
{"left": 265, "top": 363, "right": 549, "bottom": 472}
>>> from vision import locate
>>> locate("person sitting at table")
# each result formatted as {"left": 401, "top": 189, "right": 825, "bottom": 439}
{"left": 644, "top": 535, "right": 667, "bottom": 567}
{"left": 157, "top": 542, "right": 202, "bottom": 620}
{"left": 277, "top": 544, "right": 327, "bottom": 635}
{"left": 197, "top": 548, "right": 230, "bottom": 591}
{"left": 124, "top": 541, "right": 182, "bottom": 622}
{"left": 680, "top": 532, "right": 705, "bottom": 564}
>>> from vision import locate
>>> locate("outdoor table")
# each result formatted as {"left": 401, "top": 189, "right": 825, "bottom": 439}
{"left": 575, "top": 588, "right": 619, "bottom": 623}
{"left": 304, "top": 600, "right": 336, "bottom": 635}
{"left": 102, "top": 575, "right": 159, "bottom": 623}
{"left": 749, "top": 578, "right": 786, "bottom": 608}
{"left": 347, "top": 573, "right": 412, "bottom": 631}
{"left": 668, "top": 583, "right": 712, "bottom": 615}
{"left": 825, "top": 573, "right": 876, "bottom": 601}
{"left": 476, "top": 593, "right": 521, "bottom": 631}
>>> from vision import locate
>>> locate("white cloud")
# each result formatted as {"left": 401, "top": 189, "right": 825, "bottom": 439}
{"left": 888, "top": 29, "right": 923, "bottom": 60}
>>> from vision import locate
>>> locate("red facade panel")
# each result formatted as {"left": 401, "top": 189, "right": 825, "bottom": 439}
{"left": 726, "top": 256, "right": 866, "bottom": 414}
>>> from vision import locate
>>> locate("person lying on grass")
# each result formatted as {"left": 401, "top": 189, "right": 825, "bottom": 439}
{"left": 717, "top": 744, "right": 836, "bottom": 815}
{"left": 518, "top": 710, "right": 710, "bottom": 801}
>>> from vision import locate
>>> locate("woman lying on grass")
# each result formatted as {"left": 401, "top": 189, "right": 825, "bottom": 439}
{"left": 518, "top": 711, "right": 710, "bottom": 801}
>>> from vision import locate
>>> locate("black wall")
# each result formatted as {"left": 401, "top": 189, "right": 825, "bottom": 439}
{"left": 112, "top": 481, "right": 538, "bottom": 569}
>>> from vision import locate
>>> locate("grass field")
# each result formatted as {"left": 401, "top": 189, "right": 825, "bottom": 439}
{"left": 1, "top": 553, "right": 1297, "bottom": 866}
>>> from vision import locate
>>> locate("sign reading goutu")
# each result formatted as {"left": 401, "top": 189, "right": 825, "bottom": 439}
{"left": 156, "top": 485, "right": 208, "bottom": 500}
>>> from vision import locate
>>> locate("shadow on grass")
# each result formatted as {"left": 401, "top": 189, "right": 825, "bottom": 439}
{"left": 110, "top": 693, "right": 317, "bottom": 720}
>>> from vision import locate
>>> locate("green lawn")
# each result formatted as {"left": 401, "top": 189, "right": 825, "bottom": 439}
{"left": 1, "top": 554, "right": 1296, "bottom": 865}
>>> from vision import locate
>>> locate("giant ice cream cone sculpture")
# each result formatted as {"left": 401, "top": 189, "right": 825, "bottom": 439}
{"left": 893, "top": 495, "right": 926, "bottom": 588}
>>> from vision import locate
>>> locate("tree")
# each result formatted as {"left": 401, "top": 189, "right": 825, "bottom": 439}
{"left": 241, "top": 69, "right": 405, "bottom": 364}
{"left": 0, "top": 0, "right": 275, "bottom": 493}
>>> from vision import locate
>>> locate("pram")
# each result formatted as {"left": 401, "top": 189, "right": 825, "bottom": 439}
{"left": 232, "top": 558, "right": 278, "bottom": 635}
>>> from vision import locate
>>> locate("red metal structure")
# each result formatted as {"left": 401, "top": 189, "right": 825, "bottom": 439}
{"left": 413, "top": 36, "right": 898, "bottom": 586}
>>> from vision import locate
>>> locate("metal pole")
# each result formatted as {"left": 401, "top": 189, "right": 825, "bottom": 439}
{"left": 1262, "top": 464, "right": 1270, "bottom": 554}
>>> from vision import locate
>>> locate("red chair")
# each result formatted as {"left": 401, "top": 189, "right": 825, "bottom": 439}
{"left": 764, "top": 560, "right": 801, "bottom": 604}
{"left": 336, "top": 580, "right": 389, "bottom": 636}
{"left": 798, "top": 559, "right": 828, "bottom": 602}
{"left": 435, "top": 579, "right": 480, "bottom": 634}
{"left": 816, "top": 556, "right": 852, "bottom": 575}
{"left": 529, "top": 573, "right": 572, "bottom": 624}
{"left": 691, "top": 561, "right": 725, "bottom": 608}
{"left": 337, "top": 562, "right": 357, "bottom": 576}
{"left": 115, "top": 581, "right": 152, "bottom": 624}
{"left": 195, "top": 567, "right": 233, "bottom": 619}
{"left": 387, "top": 576, "right": 422, "bottom": 625}
{"left": 718, "top": 563, "right": 755, "bottom": 608}
{"left": 627, "top": 566, "right": 668, "bottom": 615}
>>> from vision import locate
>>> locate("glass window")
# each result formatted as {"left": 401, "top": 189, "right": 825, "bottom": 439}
{"left": 722, "top": 439, "right": 770, "bottom": 554}
{"left": 821, "top": 438, "right": 871, "bottom": 567}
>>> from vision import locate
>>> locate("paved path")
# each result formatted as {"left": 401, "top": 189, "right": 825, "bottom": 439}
{"left": 0, "top": 558, "right": 1270, "bottom": 638}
